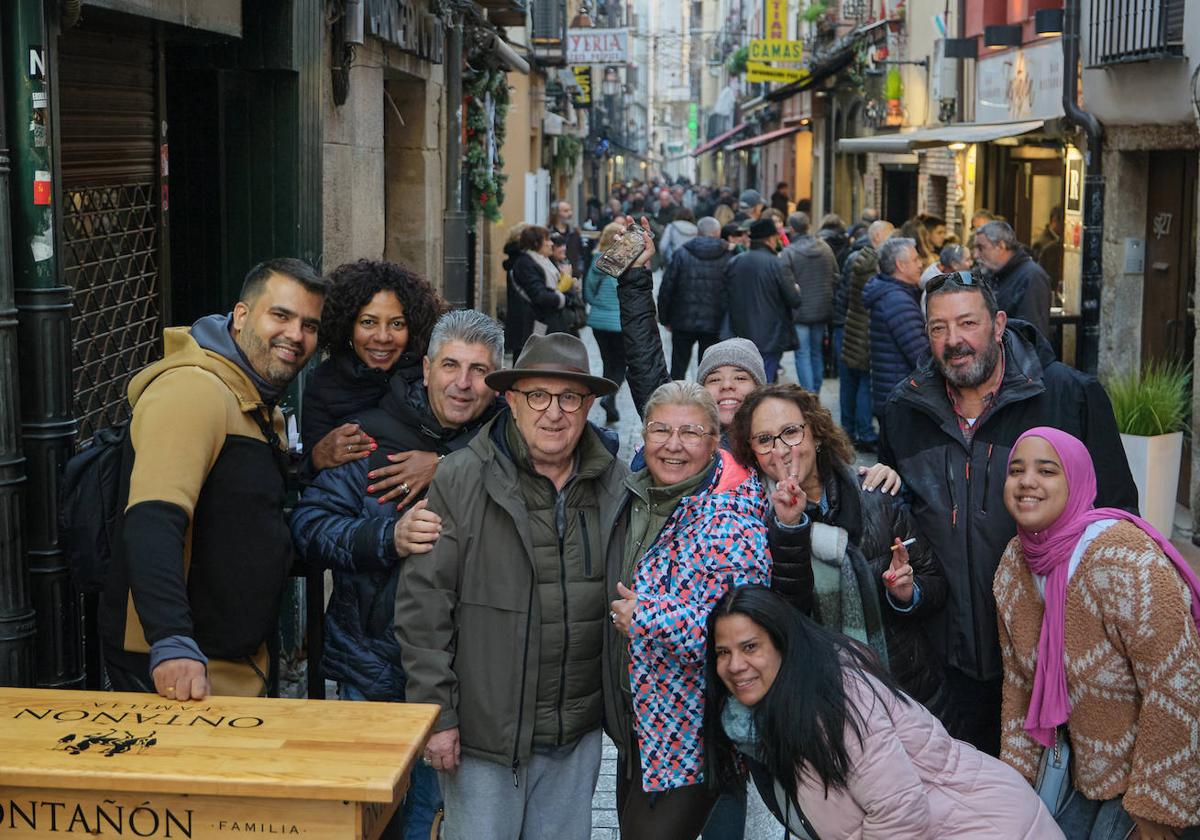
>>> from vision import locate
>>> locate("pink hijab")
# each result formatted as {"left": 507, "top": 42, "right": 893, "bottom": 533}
{"left": 1010, "top": 427, "right": 1200, "bottom": 748}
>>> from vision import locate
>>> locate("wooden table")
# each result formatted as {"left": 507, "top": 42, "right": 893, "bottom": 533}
{"left": 0, "top": 688, "right": 438, "bottom": 838}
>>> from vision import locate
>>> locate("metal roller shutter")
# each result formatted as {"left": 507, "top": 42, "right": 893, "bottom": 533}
{"left": 58, "top": 17, "right": 163, "bottom": 443}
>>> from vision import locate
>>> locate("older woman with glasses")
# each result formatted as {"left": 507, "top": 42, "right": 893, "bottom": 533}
{"left": 603, "top": 380, "right": 771, "bottom": 840}
{"left": 728, "top": 384, "right": 948, "bottom": 712}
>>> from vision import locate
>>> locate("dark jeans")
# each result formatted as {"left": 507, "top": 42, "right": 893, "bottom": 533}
{"left": 1057, "top": 792, "right": 1200, "bottom": 840}
{"left": 669, "top": 330, "right": 719, "bottom": 380}
{"left": 104, "top": 653, "right": 155, "bottom": 693}
{"left": 839, "top": 362, "right": 876, "bottom": 444}
{"left": 762, "top": 353, "right": 782, "bottom": 384}
{"left": 592, "top": 328, "right": 628, "bottom": 390}
{"left": 617, "top": 743, "right": 719, "bottom": 840}
{"left": 701, "top": 789, "right": 746, "bottom": 840}
{"left": 939, "top": 668, "right": 1003, "bottom": 756}
{"left": 341, "top": 683, "right": 443, "bottom": 840}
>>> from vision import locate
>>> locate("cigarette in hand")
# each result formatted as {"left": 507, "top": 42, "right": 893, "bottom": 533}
{"left": 891, "top": 538, "right": 917, "bottom": 551}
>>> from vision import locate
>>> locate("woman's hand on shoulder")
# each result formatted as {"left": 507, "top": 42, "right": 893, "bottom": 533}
{"left": 310, "top": 423, "right": 375, "bottom": 472}
{"left": 858, "top": 463, "right": 901, "bottom": 495}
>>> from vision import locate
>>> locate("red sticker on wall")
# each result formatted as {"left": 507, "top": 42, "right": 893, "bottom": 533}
{"left": 33, "top": 170, "right": 50, "bottom": 205}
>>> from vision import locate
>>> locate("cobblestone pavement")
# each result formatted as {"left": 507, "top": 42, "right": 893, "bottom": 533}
{"left": 579, "top": 305, "right": 838, "bottom": 840}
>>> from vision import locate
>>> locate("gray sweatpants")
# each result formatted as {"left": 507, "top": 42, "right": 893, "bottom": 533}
{"left": 439, "top": 728, "right": 602, "bottom": 840}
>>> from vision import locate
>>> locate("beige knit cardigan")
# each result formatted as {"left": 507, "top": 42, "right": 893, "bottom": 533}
{"left": 994, "top": 521, "right": 1200, "bottom": 829}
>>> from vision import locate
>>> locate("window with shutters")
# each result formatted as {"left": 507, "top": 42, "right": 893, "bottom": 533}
{"left": 1087, "top": 0, "right": 1185, "bottom": 66}
{"left": 530, "top": 0, "right": 567, "bottom": 64}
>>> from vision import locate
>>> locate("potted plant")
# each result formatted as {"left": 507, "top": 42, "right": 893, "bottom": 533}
{"left": 1107, "top": 361, "right": 1192, "bottom": 536}
{"left": 884, "top": 68, "right": 904, "bottom": 125}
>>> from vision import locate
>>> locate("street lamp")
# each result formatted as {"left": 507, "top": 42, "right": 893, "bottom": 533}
{"left": 601, "top": 66, "right": 621, "bottom": 97}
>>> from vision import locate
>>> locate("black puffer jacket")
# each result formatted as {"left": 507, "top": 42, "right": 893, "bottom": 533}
{"left": 657, "top": 235, "right": 730, "bottom": 333}
{"left": 840, "top": 244, "right": 878, "bottom": 371}
{"left": 289, "top": 372, "right": 502, "bottom": 700}
{"left": 991, "top": 251, "right": 1052, "bottom": 340}
{"left": 617, "top": 267, "right": 670, "bottom": 418}
{"left": 723, "top": 243, "right": 802, "bottom": 356}
{"left": 879, "top": 321, "right": 1138, "bottom": 682}
{"left": 778, "top": 234, "right": 837, "bottom": 325}
{"left": 299, "top": 351, "right": 419, "bottom": 483}
{"left": 767, "top": 461, "right": 947, "bottom": 704}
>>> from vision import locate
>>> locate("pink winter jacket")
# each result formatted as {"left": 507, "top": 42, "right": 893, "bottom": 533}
{"left": 791, "top": 672, "right": 1063, "bottom": 840}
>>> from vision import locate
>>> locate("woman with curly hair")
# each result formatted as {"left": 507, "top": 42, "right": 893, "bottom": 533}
{"left": 727, "top": 384, "right": 947, "bottom": 710}
{"left": 301, "top": 259, "right": 446, "bottom": 497}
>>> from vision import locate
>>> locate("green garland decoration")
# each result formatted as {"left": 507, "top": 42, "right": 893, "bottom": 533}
{"left": 552, "top": 134, "right": 583, "bottom": 180}
{"left": 464, "top": 68, "right": 510, "bottom": 225}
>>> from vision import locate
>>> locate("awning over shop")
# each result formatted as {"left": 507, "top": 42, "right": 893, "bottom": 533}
{"left": 692, "top": 122, "right": 748, "bottom": 157}
{"left": 836, "top": 119, "right": 1048, "bottom": 154}
{"left": 765, "top": 18, "right": 890, "bottom": 102}
{"left": 726, "top": 125, "right": 804, "bottom": 152}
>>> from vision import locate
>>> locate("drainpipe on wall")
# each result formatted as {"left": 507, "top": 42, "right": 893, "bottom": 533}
{"left": 0, "top": 9, "right": 36, "bottom": 688}
{"left": 1062, "top": 0, "right": 1104, "bottom": 375}
{"left": 442, "top": 13, "right": 468, "bottom": 309}
{"left": 4, "top": 0, "right": 83, "bottom": 688}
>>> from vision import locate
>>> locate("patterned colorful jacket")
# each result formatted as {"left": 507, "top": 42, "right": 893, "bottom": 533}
{"left": 629, "top": 450, "right": 771, "bottom": 791}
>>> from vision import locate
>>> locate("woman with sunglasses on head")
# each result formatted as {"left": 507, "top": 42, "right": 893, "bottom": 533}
{"left": 996, "top": 428, "right": 1200, "bottom": 839}
{"left": 727, "top": 384, "right": 947, "bottom": 710}
{"left": 703, "top": 584, "right": 1064, "bottom": 840}
{"left": 603, "top": 380, "right": 771, "bottom": 840}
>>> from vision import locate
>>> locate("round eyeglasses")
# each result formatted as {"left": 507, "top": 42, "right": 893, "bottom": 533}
{"left": 510, "top": 388, "right": 588, "bottom": 413}
{"left": 643, "top": 422, "right": 714, "bottom": 447}
{"left": 750, "top": 423, "right": 806, "bottom": 455}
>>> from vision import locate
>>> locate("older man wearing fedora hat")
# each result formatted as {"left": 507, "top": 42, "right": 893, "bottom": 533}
{"left": 395, "top": 331, "right": 629, "bottom": 840}
{"left": 722, "top": 216, "right": 801, "bottom": 383}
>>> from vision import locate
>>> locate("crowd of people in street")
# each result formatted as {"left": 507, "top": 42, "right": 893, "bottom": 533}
{"left": 92, "top": 172, "right": 1200, "bottom": 840}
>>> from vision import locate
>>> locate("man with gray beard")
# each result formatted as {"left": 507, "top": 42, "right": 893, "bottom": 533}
{"left": 877, "top": 271, "right": 1136, "bottom": 757}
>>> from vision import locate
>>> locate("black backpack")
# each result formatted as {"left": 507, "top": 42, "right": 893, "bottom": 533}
{"left": 59, "top": 422, "right": 133, "bottom": 594}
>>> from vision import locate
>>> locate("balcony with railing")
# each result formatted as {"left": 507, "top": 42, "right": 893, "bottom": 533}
{"left": 1087, "top": 0, "right": 1185, "bottom": 66}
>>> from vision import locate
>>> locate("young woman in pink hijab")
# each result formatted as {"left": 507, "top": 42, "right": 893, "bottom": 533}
{"left": 995, "top": 427, "right": 1200, "bottom": 840}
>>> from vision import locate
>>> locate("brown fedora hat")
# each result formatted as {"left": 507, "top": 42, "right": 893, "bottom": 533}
{"left": 485, "top": 333, "right": 618, "bottom": 396}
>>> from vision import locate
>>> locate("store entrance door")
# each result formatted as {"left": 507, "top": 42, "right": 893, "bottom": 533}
{"left": 882, "top": 165, "right": 917, "bottom": 225}
{"left": 1142, "top": 149, "right": 1197, "bottom": 504}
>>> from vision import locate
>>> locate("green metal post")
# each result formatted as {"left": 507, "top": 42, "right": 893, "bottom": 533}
{"left": 0, "top": 7, "right": 36, "bottom": 687}
{"left": 4, "top": 0, "right": 83, "bottom": 688}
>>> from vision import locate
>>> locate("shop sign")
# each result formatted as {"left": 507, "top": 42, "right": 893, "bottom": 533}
{"left": 364, "top": 0, "right": 445, "bottom": 64}
{"left": 566, "top": 29, "right": 629, "bottom": 63}
{"left": 975, "top": 39, "right": 1063, "bottom": 123}
{"left": 762, "top": 0, "right": 787, "bottom": 40}
{"left": 571, "top": 66, "right": 593, "bottom": 108}
{"left": 747, "top": 62, "right": 808, "bottom": 84}
{"left": 749, "top": 39, "right": 804, "bottom": 62}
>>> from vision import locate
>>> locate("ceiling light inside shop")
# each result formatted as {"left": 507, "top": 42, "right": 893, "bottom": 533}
{"left": 948, "top": 142, "right": 967, "bottom": 151}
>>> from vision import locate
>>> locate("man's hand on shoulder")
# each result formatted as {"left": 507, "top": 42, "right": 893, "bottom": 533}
{"left": 152, "top": 658, "right": 211, "bottom": 701}
{"left": 393, "top": 500, "right": 443, "bottom": 556}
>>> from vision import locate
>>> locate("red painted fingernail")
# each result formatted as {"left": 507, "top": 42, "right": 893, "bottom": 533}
{"left": 367, "top": 485, "right": 375, "bottom": 492}
{"left": 368, "top": 471, "right": 376, "bottom": 478}
{"left": 370, "top": 443, "right": 377, "bottom": 450}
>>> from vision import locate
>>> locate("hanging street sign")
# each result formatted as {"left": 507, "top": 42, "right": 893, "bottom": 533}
{"left": 566, "top": 28, "right": 630, "bottom": 64}
{"left": 749, "top": 39, "right": 804, "bottom": 62}
{"left": 746, "top": 62, "right": 808, "bottom": 84}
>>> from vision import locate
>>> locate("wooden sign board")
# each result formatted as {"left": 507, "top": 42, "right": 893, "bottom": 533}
{"left": 0, "top": 688, "right": 438, "bottom": 839}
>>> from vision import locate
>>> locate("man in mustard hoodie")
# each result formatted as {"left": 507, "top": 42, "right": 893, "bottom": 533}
{"left": 100, "top": 258, "right": 326, "bottom": 701}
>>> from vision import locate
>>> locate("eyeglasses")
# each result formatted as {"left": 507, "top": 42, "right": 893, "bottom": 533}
{"left": 510, "top": 388, "right": 589, "bottom": 413}
{"left": 925, "top": 270, "right": 983, "bottom": 295}
{"left": 749, "top": 423, "right": 807, "bottom": 455}
{"left": 643, "top": 422, "right": 715, "bottom": 446}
